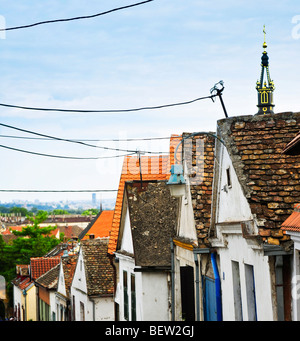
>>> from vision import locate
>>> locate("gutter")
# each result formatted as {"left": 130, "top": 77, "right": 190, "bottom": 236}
{"left": 193, "top": 247, "right": 209, "bottom": 322}
{"left": 211, "top": 252, "right": 222, "bottom": 321}
{"left": 171, "top": 239, "right": 175, "bottom": 321}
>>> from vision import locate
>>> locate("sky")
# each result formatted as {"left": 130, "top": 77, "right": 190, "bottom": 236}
{"left": 0, "top": 0, "right": 299, "bottom": 204}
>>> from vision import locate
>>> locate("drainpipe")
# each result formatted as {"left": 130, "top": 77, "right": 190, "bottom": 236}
{"left": 193, "top": 252, "right": 200, "bottom": 321}
{"left": 211, "top": 252, "right": 222, "bottom": 321}
{"left": 170, "top": 239, "right": 175, "bottom": 321}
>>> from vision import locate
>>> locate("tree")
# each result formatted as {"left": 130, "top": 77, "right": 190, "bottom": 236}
{"left": 0, "top": 211, "right": 63, "bottom": 308}
{"left": 10, "top": 211, "right": 62, "bottom": 264}
{"left": 81, "top": 208, "right": 99, "bottom": 216}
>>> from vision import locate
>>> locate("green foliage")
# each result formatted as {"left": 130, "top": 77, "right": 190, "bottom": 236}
{"left": 81, "top": 208, "right": 99, "bottom": 216}
{"left": 0, "top": 211, "right": 63, "bottom": 306}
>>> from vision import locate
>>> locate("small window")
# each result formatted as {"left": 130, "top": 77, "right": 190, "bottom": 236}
{"left": 226, "top": 167, "right": 232, "bottom": 188}
{"left": 123, "top": 271, "right": 129, "bottom": 320}
{"left": 131, "top": 274, "right": 136, "bottom": 321}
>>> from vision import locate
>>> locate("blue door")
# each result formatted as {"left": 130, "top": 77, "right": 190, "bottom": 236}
{"left": 203, "top": 276, "right": 217, "bottom": 321}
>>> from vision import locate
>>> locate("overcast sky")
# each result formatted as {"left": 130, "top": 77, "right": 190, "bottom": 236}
{"left": 0, "top": 0, "right": 299, "bottom": 204}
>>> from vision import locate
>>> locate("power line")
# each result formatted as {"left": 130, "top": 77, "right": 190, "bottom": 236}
{"left": 0, "top": 189, "right": 118, "bottom": 193}
{"left": 0, "top": 94, "right": 216, "bottom": 113}
{"left": 0, "top": 143, "right": 136, "bottom": 160}
{"left": 0, "top": 122, "right": 167, "bottom": 154}
{"left": 0, "top": 134, "right": 171, "bottom": 142}
{"left": 0, "top": 1, "right": 154, "bottom": 32}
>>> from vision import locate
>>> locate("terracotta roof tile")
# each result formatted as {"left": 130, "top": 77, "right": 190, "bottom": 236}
{"left": 217, "top": 112, "right": 300, "bottom": 245}
{"left": 182, "top": 132, "right": 215, "bottom": 247}
{"left": 282, "top": 203, "right": 300, "bottom": 232}
{"left": 81, "top": 210, "right": 114, "bottom": 240}
{"left": 30, "top": 257, "right": 60, "bottom": 280}
{"left": 81, "top": 239, "right": 114, "bottom": 296}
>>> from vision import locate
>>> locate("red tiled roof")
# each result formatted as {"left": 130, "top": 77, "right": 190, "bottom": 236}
{"left": 282, "top": 203, "right": 300, "bottom": 232}
{"left": 2, "top": 226, "right": 23, "bottom": 235}
{"left": 82, "top": 210, "right": 114, "bottom": 240}
{"left": 107, "top": 135, "right": 182, "bottom": 255}
{"left": 30, "top": 257, "right": 61, "bottom": 280}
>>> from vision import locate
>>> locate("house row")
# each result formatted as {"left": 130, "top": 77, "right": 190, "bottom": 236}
{"left": 11, "top": 37, "right": 300, "bottom": 321}
{"left": 11, "top": 110, "right": 300, "bottom": 321}
{"left": 12, "top": 211, "right": 115, "bottom": 321}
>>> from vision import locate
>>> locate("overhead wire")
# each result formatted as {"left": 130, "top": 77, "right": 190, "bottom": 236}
{"left": 0, "top": 189, "right": 118, "bottom": 193}
{"left": 0, "top": 143, "right": 136, "bottom": 160}
{"left": 0, "top": 134, "right": 171, "bottom": 142}
{"left": 0, "top": 122, "right": 167, "bottom": 154}
{"left": 0, "top": 94, "right": 216, "bottom": 113}
{"left": 0, "top": 0, "right": 154, "bottom": 32}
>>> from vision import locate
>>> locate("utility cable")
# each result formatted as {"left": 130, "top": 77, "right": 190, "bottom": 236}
{"left": 0, "top": 143, "right": 136, "bottom": 160}
{"left": 0, "top": 1, "right": 154, "bottom": 32}
{"left": 0, "top": 189, "right": 118, "bottom": 193}
{"left": 0, "top": 134, "right": 171, "bottom": 142}
{"left": 0, "top": 122, "right": 167, "bottom": 154}
{"left": 0, "top": 94, "right": 217, "bottom": 113}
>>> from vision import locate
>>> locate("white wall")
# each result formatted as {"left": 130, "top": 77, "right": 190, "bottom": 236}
{"left": 216, "top": 145, "right": 253, "bottom": 224}
{"left": 218, "top": 227, "right": 274, "bottom": 320}
{"left": 213, "top": 144, "right": 275, "bottom": 321}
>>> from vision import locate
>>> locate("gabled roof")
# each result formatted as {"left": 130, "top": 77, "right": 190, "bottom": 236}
{"left": 107, "top": 154, "right": 173, "bottom": 255}
{"left": 217, "top": 111, "right": 300, "bottom": 245}
{"left": 80, "top": 210, "right": 114, "bottom": 240}
{"left": 81, "top": 239, "right": 114, "bottom": 296}
{"left": 35, "top": 263, "right": 60, "bottom": 290}
{"left": 35, "top": 255, "right": 78, "bottom": 296}
{"left": 30, "top": 257, "right": 61, "bottom": 280}
{"left": 124, "top": 181, "right": 179, "bottom": 267}
{"left": 12, "top": 276, "right": 33, "bottom": 291}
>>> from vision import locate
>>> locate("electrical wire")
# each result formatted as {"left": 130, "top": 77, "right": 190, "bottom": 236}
{"left": 0, "top": 94, "right": 216, "bottom": 113}
{"left": 0, "top": 134, "right": 171, "bottom": 142}
{"left": 0, "top": 189, "right": 117, "bottom": 193}
{"left": 0, "top": 122, "right": 167, "bottom": 154}
{"left": 0, "top": 1, "right": 154, "bottom": 32}
{"left": 0, "top": 143, "right": 136, "bottom": 160}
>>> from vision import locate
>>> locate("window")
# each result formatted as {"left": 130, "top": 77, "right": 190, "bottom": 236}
{"left": 131, "top": 274, "right": 136, "bottom": 321}
{"left": 123, "top": 271, "right": 129, "bottom": 320}
{"left": 244, "top": 264, "right": 257, "bottom": 321}
{"left": 226, "top": 167, "right": 232, "bottom": 188}
{"left": 80, "top": 301, "right": 85, "bottom": 321}
{"left": 232, "top": 261, "right": 243, "bottom": 321}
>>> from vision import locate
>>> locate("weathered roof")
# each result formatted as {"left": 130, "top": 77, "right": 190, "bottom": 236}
{"left": 125, "top": 181, "right": 179, "bottom": 267}
{"left": 107, "top": 154, "right": 171, "bottom": 255}
{"left": 181, "top": 132, "right": 215, "bottom": 247}
{"left": 81, "top": 238, "right": 114, "bottom": 296}
{"left": 35, "top": 255, "right": 78, "bottom": 296}
{"left": 107, "top": 135, "right": 181, "bottom": 255}
{"left": 217, "top": 111, "right": 300, "bottom": 245}
{"left": 80, "top": 210, "right": 114, "bottom": 240}
{"left": 282, "top": 203, "right": 300, "bottom": 233}
{"left": 35, "top": 263, "right": 60, "bottom": 290}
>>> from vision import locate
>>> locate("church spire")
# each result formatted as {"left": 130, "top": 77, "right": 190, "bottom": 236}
{"left": 256, "top": 25, "right": 275, "bottom": 115}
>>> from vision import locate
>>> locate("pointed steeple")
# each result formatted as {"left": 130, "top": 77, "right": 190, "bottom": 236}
{"left": 256, "top": 25, "right": 275, "bottom": 115}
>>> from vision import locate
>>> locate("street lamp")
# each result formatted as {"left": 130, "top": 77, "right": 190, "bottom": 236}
{"left": 167, "top": 164, "right": 186, "bottom": 198}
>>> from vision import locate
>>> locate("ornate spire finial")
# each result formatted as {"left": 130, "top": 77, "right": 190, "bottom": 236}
{"left": 263, "top": 25, "right": 267, "bottom": 50}
{"left": 256, "top": 25, "right": 275, "bottom": 115}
